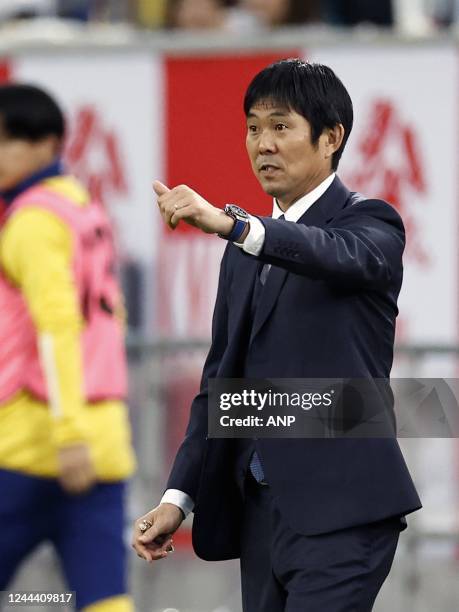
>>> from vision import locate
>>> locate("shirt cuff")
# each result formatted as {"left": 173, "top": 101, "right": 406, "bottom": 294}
{"left": 233, "top": 215, "right": 265, "bottom": 256}
{"left": 160, "top": 489, "right": 195, "bottom": 518}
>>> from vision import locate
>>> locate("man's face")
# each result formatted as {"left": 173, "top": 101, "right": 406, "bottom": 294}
{"left": 245, "top": 101, "right": 334, "bottom": 208}
{"left": 0, "top": 125, "right": 56, "bottom": 191}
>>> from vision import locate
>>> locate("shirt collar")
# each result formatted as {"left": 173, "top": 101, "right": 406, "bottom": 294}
{"left": 272, "top": 172, "right": 336, "bottom": 222}
{"left": 0, "top": 158, "right": 64, "bottom": 206}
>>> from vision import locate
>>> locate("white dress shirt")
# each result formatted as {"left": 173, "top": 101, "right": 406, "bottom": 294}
{"left": 160, "top": 173, "right": 336, "bottom": 517}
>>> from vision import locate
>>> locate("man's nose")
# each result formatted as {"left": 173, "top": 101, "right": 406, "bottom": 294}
{"left": 258, "top": 129, "right": 277, "bottom": 154}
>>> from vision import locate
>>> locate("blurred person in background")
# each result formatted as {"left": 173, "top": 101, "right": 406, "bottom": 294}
{"left": 228, "top": 0, "right": 320, "bottom": 30}
{"left": 0, "top": 0, "right": 132, "bottom": 24}
{"left": 57, "top": 0, "right": 91, "bottom": 21}
{"left": 133, "top": 59, "right": 421, "bottom": 612}
{"left": 322, "top": 0, "right": 394, "bottom": 27}
{"left": 0, "top": 0, "right": 57, "bottom": 21}
{"left": 136, "top": 0, "right": 168, "bottom": 28}
{"left": 166, "top": 0, "right": 319, "bottom": 31}
{"left": 57, "top": 0, "right": 133, "bottom": 22}
{"left": 166, "top": 0, "right": 227, "bottom": 29}
{"left": 0, "top": 85, "right": 135, "bottom": 612}
{"left": 322, "top": 0, "right": 434, "bottom": 34}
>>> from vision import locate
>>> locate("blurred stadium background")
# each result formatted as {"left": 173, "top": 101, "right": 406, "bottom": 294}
{"left": 1, "top": 1, "right": 459, "bottom": 611}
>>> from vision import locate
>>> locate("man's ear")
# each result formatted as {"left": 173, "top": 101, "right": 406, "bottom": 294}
{"left": 323, "top": 124, "right": 345, "bottom": 161}
{"left": 37, "top": 135, "right": 62, "bottom": 161}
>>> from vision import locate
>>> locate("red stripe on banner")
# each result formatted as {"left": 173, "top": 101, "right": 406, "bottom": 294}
{"left": 172, "top": 527, "right": 193, "bottom": 552}
{"left": 0, "top": 60, "right": 11, "bottom": 82}
{"left": 159, "top": 50, "right": 300, "bottom": 335}
{"left": 165, "top": 51, "right": 300, "bottom": 235}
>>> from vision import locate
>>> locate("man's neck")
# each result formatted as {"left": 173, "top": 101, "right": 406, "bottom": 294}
{"left": 276, "top": 172, "right": 335, "bottom": 213}
{"left": 0, "top": 158, "right": 63, "bottom": 205}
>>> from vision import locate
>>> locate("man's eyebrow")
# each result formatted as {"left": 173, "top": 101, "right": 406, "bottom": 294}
{"left": 246, "top": 111, "right": 290, "bottom": 119}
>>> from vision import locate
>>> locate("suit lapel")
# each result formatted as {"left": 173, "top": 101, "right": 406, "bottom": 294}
{"left": 218, "top": 249, "right": 259, "bottom": 373}
{"left": 250, "top": 265, "right": 287, "bottom": 344}
{"left": 249, "top": 176, "right": 350, "bottom": 346}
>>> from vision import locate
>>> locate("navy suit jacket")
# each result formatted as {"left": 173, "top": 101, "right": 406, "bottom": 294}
{"left": 167, "top": 176, "right": 422, "bottom": 561}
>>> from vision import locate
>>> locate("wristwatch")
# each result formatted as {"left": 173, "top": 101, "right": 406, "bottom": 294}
{"left": 218, "top": 204, "right": 250, "bottom": 242}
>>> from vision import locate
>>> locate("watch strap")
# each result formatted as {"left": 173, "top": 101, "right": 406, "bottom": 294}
{"left": 219, "top": 218, "right": 248, "bottom": 242}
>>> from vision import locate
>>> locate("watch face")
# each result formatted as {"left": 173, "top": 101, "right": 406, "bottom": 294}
{"left": 225, "top": 204, "right": 249, "bottom": 220}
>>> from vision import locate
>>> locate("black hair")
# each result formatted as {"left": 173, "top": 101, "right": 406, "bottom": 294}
{"left": 244, "top": 59, "right": 353, "bottom": 170}
{"left": 0, "top": 84, "right": 65, "bottom": 142}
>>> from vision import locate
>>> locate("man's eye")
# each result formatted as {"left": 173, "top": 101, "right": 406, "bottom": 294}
{"left": 275, "top": 123, "right": 287, "bottom": 131}
{"left": 248, "top": 125, "right": 258, "bottom": 133}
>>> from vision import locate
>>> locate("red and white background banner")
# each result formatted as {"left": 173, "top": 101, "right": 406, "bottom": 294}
{"left": 311, "top": 46, "right": 459, "bottom": 352}
{"left": 2, "top": 45, "right": 457, "bottom": 349}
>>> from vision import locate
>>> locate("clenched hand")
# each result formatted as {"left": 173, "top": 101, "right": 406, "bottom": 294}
{"left": 132, "top": 503, "right": 184, "bottom": 563}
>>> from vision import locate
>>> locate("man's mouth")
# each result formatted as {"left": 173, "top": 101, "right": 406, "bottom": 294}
{"left": 259, "top": 164, "right": 280, "bottom": 175}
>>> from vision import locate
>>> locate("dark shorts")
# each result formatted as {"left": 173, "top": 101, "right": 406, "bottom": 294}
{"left": 0, "top": 469, "right": 128, "bottom": 610}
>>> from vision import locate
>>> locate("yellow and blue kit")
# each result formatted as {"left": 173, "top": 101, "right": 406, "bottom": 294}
{"left": 0, "top": 161, "right": 135, "bottom": 612}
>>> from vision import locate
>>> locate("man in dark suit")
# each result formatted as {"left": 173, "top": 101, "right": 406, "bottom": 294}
{"left": 132, "top": 59, "right": 421, "bottom": 611}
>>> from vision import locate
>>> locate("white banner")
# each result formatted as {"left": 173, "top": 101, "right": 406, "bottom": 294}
{"left": 12, "top": 52, "right": 163, "bottom": 265}
{"left": 308, "top": 45, "right": 458, "bottom": 347}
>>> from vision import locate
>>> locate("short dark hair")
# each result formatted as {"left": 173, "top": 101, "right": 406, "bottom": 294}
{"left": 0, "top": 84, "right": 65, "bottom": 142}
{"left": 244, "top": 59, "right": 353, "bottom": 170}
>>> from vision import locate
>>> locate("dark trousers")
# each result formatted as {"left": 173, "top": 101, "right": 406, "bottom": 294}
{"left": 240, "top": 475, "right": 401, "bottom": 612}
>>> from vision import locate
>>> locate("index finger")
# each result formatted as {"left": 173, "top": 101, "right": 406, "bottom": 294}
{"left": 153, "top": 180, "right": 170, "bottom": 197}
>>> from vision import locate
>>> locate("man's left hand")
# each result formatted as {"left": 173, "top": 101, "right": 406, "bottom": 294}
{"left": 153, "top": 181, "right": 234, "bottom": 236}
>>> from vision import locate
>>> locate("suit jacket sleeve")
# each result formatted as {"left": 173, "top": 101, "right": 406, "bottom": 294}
{"left": 166, "top": 243, "right": 230, "bottom": 502}
{"left": 259, "top": 199, "right": 405, "bottom": 290}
